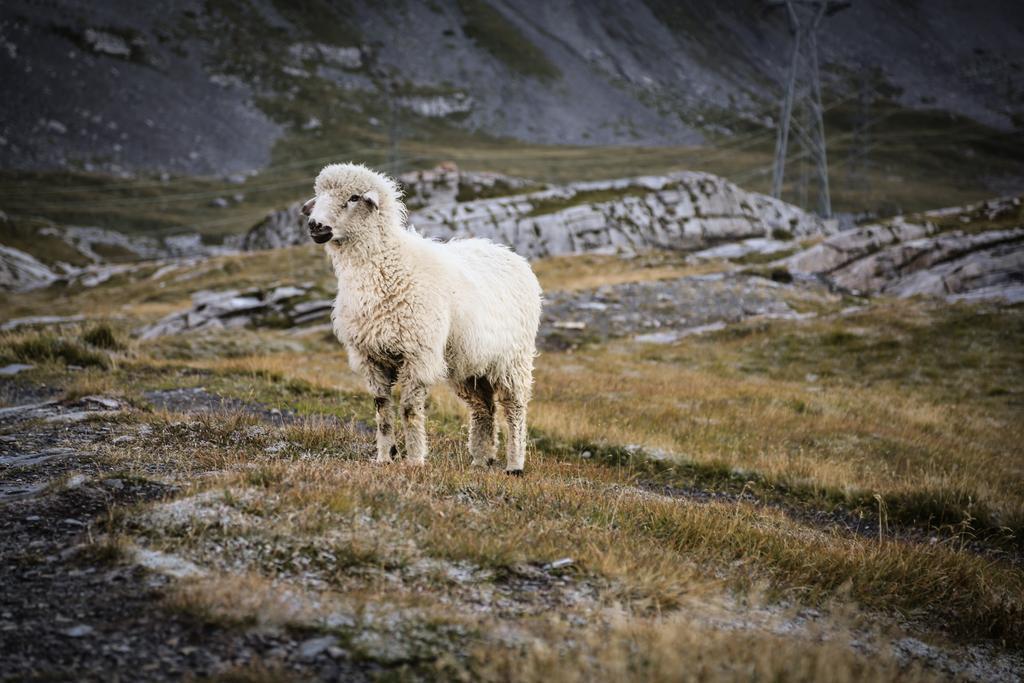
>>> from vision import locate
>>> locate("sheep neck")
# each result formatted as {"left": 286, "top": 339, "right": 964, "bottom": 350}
{"left": 327, "top": 228, "right": 412, "bottom": 301}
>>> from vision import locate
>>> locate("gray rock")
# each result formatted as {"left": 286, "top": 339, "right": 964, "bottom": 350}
{"left": 0, "top": 314, "right": 86, "bottom": 331}
{"left": 0, "top": 363, "right": 34, "bottom": 376}
{"left": 0, "top": 245, "right": 58, "bottom": 292}
{"left": 136, "top": 285, "right": 333, "bottom": 339}
{"left": 297, "top": 636, "right": 338, "bottom": 660}
{"left": 291, "top": 299, "right": 333, "bottom": 315}
{"left": 268, "top": 285, "right": 307, "bottom": 303}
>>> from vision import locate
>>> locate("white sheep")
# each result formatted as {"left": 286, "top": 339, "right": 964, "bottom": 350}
{"left": 303, "top": 163, "right": 542, "bottom": 474}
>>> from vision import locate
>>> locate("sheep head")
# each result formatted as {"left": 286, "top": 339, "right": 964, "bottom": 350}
{"left": 303, "top": 163, "right": 405, "bottom": 245}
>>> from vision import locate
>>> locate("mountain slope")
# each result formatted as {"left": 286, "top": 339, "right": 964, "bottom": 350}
{"left": 2, "top": 0, "right": 1023, "bottom": 176}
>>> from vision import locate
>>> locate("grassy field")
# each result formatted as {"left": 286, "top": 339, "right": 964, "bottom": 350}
{"left": 1, "top": 245, "right": 1022, "bottom": 680}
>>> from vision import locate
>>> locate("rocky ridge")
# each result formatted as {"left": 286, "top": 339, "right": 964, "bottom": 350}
{"left": 782, "top": 195, "right": 1024, "bottom": 303}
{"left": 242, "top": 167, "right": 829, "bottom": 259}
{"left": 238, "top": 165, "right": 543, "bottom": 251}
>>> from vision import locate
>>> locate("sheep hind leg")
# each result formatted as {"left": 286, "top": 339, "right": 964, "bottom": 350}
{"left": 455, "top": 377, "right": 497, "bottom": 467}
{"left": 366, "top": 366, "right": 398, "bottom": 464}
{"left": 400, "top": 381, "right": 429, "bottom": 466}
{"left": 497, "top": 384, "right": 529, "bottom": 476}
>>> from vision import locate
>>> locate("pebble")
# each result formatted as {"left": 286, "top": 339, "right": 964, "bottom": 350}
{"left": 297, "top": 635, "right": 338, "bottom": 660}
{"left": 64, "top": 624, "right": 94, "bottom": 637}
{"left": 544, "top": 558, "right": 574, "bottom": 570}
{"left": 0, "top": 363, "right": 34, "bottom": 376}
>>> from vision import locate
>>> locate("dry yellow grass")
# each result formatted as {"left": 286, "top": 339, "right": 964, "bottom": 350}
{"left": 103, "top": 418, "right": 1023, "bottom": 649}
{"left": 532, "top": 252, "right": 727, "bottom": 292}
{"left": 530, "top": 343, "right": 1024, "bottom": 524}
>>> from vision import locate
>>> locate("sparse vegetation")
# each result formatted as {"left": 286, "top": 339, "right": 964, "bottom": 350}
{"left": 525, "top": 185, "right": 661, "bottom": 217}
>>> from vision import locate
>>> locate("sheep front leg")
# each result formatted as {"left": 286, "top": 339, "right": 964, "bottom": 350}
{"left": 400, "top": 382, "right": 429, "bottom": 466}
{"left": 366, "top": 365, "right": 397, "bottom": 464}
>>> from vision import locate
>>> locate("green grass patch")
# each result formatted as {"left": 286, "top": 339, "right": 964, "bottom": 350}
{"left": 82, "top": 323, "right": 125, "bottom": 351}
{"left": 525, "top": 185, "right": 657, "bottom": 217}
{"left": 456, "top": 0, "right": 560, "bottom": 81}
{"left": 0, "top": 331, "right": 111, "bottom": 369}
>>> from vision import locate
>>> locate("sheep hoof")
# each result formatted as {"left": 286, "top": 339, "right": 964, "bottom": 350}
{"left": 372, "top": 457, "right": 393, "bottom": 465}
{"left": 506, "top": 469, "right": 524, "bottom": 477}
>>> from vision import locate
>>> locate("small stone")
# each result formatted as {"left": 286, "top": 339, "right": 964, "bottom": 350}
{"left": 65, "top": 474, "right": 88, "bottom": 489}
{"left": 543, "top": 558, "right": 574, "bottom": 570}
{"left": 64, "top": 624, "right": 94, "bottom": 637}
{"left": 298, "top": 635, "right": 338, "bottom": 660}
{"left": 82, "top": 395, "right": 120, "bottom": 409}
{"left": 103, "top": 478, "right": 124, "bottom": 490}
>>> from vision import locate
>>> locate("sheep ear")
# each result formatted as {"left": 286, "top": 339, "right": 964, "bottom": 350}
{"left": 301, "top": 197, "right": 316, "bottom": 216}
{"left": 361, "top": 189, "right": 380, "bottom": 211}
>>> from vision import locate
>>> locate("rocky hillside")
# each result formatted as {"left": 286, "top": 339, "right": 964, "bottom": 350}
{"left": 243, "top": 166, "right": 829, "bottom": 257}
{"left": 1, "top": 0, "right": 1022, "bottom": 175}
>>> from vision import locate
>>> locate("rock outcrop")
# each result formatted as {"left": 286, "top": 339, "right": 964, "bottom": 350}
{"left": 137, "top": 285, "right": 333, "bottom": 339}
{"left": 240, "top": 164, "right": 543, "bottom": 251}
{"left": 399, "top": 164, "right": 542, "bottom": 210}
{"left": 241, "top": 167, "right": 829, "bottom": 258}
{"left": 783, "top": 196, "right": 1024, "bottom": 303}
{"left": 0, "top": 245, "right": 58, "bottom": 292}
{"left": 0, "top": 220, "right": 235, "bottom": 293}
{"left": 238, "top": 204, "right": 305, "bottom": 252}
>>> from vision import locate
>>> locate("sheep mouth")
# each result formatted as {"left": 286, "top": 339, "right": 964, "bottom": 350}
{"left": 308, "top": 219, "right": 333, "bottom": 244}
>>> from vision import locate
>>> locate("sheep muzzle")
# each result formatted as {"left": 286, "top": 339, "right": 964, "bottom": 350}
{"left": 307, "top": 218, "right": 333, "bottom": 244}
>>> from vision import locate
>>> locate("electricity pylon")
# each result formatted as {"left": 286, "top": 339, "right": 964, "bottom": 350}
{"left": 768, "top": 0, "right": 850, "bottom": 217}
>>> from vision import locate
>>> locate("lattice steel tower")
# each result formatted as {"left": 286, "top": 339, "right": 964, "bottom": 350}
{"left": 767, "top": 0, "right": 850, "bottom": 217}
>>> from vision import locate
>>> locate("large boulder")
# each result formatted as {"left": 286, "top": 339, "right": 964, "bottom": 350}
{"left": 239, "top": 202, "right": 305, "bottom": 251}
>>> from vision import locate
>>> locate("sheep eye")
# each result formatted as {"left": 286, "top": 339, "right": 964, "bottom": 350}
{"left": 347, "top": 194, "right": 360, "bottom": 204}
